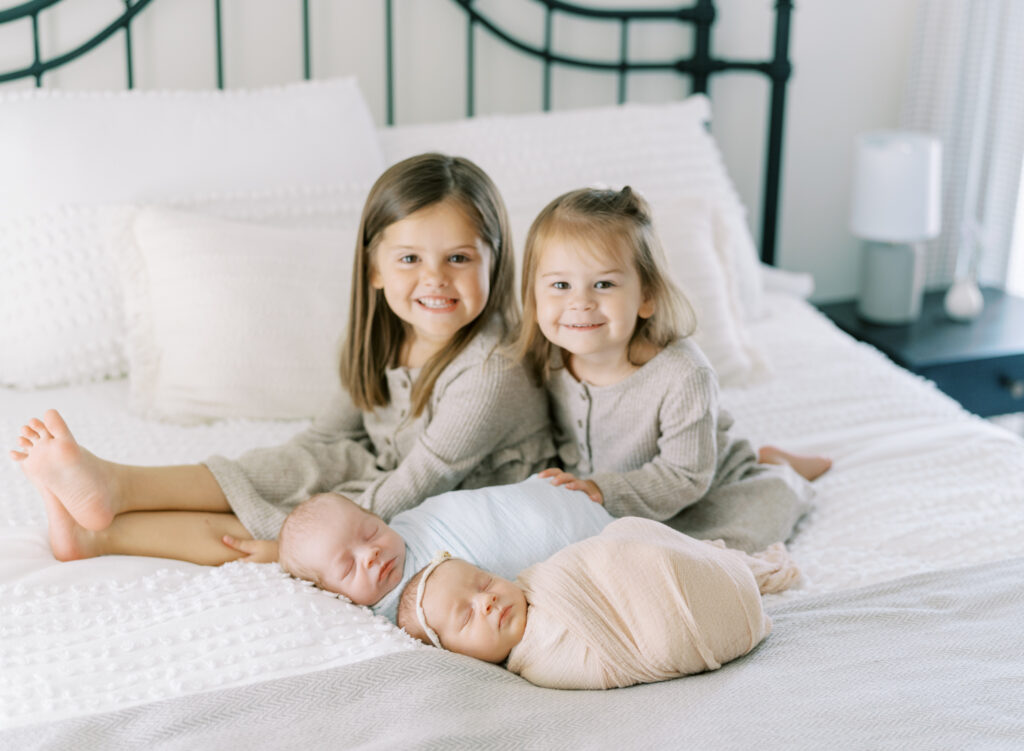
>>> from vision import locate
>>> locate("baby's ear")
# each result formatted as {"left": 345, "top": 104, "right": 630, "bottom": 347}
{"left": 638, "top": 298, "right": 655, "bottom": 319}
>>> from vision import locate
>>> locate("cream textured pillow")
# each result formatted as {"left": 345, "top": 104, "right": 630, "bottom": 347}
{"left": 650, "top": 197, "right": 767, "bottom": 386}
{"left": 105, "top": 207, "right": 357, "bottom": 423}
{"left": 0, "top": 185, "right": 371, "bottom": 389}
{"left": 0, "top": 206, "right": 128, "bottom": 388}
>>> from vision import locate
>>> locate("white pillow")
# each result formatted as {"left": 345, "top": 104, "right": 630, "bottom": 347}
{"left": 106, "top": 207, "right": 357, "bottom": 423}
{"left": 0, "top": 184, "right": 371, "bottom": 389}
{"left": 651, "top": 197, "right": 767, "bottom": 386}
{"left": 378, "top": 95, "right": 765, "bottom": 321}
{"left": 0, "top": 77, "right": 383, "bottom": 213}
{"left": 0, "top": 206, "right": 128, "bottom": 388}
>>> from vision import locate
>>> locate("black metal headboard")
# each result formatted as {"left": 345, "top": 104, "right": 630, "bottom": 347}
{"left": 0, "top": 0, "right": 793, "bottom": 265}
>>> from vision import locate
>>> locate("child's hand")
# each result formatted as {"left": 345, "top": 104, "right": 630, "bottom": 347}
{"left": 222, "top": 535, "right": 279, "bottom": 563}
{"left": 538, "top": 468, "right": 604, "bottom": 504}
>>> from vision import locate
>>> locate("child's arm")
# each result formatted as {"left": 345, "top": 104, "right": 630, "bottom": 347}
{"left": 205, "top": 387, "right": 376, "bottom": 536}
{"left": 588, "top": 365, "right": 719, "bottom": 520}
{"left": 296, "top": 386, "right": 372, "bottom": 448}
{"left": 358, "top": 353, "right": 548, "bottom": 520}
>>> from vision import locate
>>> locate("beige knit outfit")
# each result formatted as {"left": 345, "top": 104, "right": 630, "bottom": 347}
{"left": 205, "top": 319, "right": 555, "bottom": 539}
{"left": 548, "top": 337, "right": 813, "bottom": 552}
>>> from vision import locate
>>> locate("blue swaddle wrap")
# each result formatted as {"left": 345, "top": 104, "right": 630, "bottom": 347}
{"left": 373, "top": 474, "right": 613, "bottom": 623}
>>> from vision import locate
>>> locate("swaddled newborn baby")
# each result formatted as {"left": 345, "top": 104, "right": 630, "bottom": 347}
{"left": 397, "top": 517, "right": 799, "bottom": 689}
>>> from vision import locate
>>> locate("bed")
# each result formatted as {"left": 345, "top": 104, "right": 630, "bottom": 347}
{"left": 2, "top": 2, "right": 1024, "bottom": 748}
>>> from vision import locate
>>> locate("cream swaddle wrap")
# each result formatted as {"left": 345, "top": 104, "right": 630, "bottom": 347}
{"left": 505, "top": 517, "right": 797, "bottom": 690}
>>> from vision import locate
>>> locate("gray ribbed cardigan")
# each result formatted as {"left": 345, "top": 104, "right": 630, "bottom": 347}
{"left": 205, "top": 320, "right": 555, "bottom": 539}
{"left": 547, "top": 337, "right": 813, "bottom": 552}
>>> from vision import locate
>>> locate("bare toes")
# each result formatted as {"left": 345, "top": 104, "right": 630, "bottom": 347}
{"left": 21, "top": 425, "right": 41, "bottom": 442}
{"left": 42, "top": 409, "right": 73, "bottom": 440}
{"left": 28, "top": 418, "right": 52, "bottom": 440}
{"left": 10, "top": 449, "right": 28, "bottom": 462}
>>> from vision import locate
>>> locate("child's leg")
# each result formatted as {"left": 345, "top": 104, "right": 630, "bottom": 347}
{"left": 757, "top": 445, "right": 832, "bottom": 482}
{"left": 44, "top": 484, "right": 251, "bottom": 565}
{"left": 12, "top": 409, "right": 229, "bottom": 531}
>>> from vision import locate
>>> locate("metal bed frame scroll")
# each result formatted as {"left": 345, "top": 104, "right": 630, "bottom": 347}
{"left": 0, "top": 0, "right": 793, "bottom": 265}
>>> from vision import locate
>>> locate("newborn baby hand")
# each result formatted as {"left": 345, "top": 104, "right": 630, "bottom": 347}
{"left": 222, "top": 535, "right": 279, "bottom": 563}
{"left": 538, "top": 469, "right": 604, "bottom": 504}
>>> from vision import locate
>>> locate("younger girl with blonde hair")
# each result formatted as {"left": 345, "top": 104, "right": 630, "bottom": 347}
{"left": 13, "top": 153, "right": 554, "bottom": 565}
{"left": 517, "top": 186, "right": 827, "bottom": 553}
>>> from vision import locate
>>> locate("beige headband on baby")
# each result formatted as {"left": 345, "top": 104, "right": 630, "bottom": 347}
{"left": 415, "top": 551, "right": 451, "bottom": 649}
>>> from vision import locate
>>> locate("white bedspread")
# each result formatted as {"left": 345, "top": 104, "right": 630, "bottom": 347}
{"left": 2, "top": 293, "right": 1023, "bottom": 728}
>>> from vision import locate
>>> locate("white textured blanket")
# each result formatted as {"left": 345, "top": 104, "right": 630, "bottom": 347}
{"left": 6, "top": 556, "right": 1023, "bottom": 750}
{"left": 2, "top": 293, "right": 1024, "bottom": 728}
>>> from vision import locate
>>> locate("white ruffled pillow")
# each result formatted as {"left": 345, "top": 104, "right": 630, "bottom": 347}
{"left": 105, "top": 207, "right": 359, "bottom": 423}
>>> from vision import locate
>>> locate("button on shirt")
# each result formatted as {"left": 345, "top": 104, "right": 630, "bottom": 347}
{"left": 549, "top": 378, "right": 595, "bottom": 474}
{"left": 366, "top": 367, "right": 427, "bottom": 471}
{"left": 545, "top": 339, "right": 725, "bottom": 520}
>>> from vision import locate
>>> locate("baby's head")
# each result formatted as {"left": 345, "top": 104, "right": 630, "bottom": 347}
{"left": 397, "top": 554, "right": 527, "bottom": 663}
{"left": 516, "top": 186, "right": 696, "bottom": 381}
{"left": 278, "top": 492, "right": 406, "bottom": 606}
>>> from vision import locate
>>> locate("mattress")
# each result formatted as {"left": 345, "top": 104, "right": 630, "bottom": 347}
{"left": 3, "top": 291, "right": 1023, "bottom": 730}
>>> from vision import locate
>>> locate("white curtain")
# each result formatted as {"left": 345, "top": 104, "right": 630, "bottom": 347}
{"left": 900, "top": 0, "right": 1024, "bottom": 289}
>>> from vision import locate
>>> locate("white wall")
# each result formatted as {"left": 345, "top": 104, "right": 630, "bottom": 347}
{"left": 0, "top": 0, "right": 921, "bottom": 301}
{"left": 774, "top": 1, "right": 920, "bottom": 301}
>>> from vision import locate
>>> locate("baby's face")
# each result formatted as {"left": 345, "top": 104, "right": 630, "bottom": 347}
{"left": 422, "top": 558, "right": 527, "bottom": 663}
{"left": 301, "top": 499, "right": 406, "bottom": 606}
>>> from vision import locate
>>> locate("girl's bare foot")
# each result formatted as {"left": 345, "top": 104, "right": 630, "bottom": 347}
{"left": 40, "top": 483, "right": 101, "bottom": 562}
{"left": 10, "top": 409, "right": 120, "bottom": 531}
{"left": 758, "top": 445, "right": 832, "bottom": 482}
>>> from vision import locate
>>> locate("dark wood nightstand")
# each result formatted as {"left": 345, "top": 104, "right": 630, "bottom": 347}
{"left": 817, "top": 287, "right": 1024, "bottom": 417}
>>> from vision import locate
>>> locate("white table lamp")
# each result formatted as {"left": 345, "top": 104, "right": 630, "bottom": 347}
{"left": 850, "top": 131, "right": 942, "bottom": 324}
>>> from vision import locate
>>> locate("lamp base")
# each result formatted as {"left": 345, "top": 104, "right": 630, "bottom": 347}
{"left": 856, "top": 241, "right": 925, "bottom": 325}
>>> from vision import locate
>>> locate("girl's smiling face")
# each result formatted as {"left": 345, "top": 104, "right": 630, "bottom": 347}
{"left": 421, "top": 558, "right": 527, "bottom": 663}
{"left": 372, "top": 199, "right": 492, "bottom": 367}
{"left": 533, "top": 236, "right": 654, "bottom": 385}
